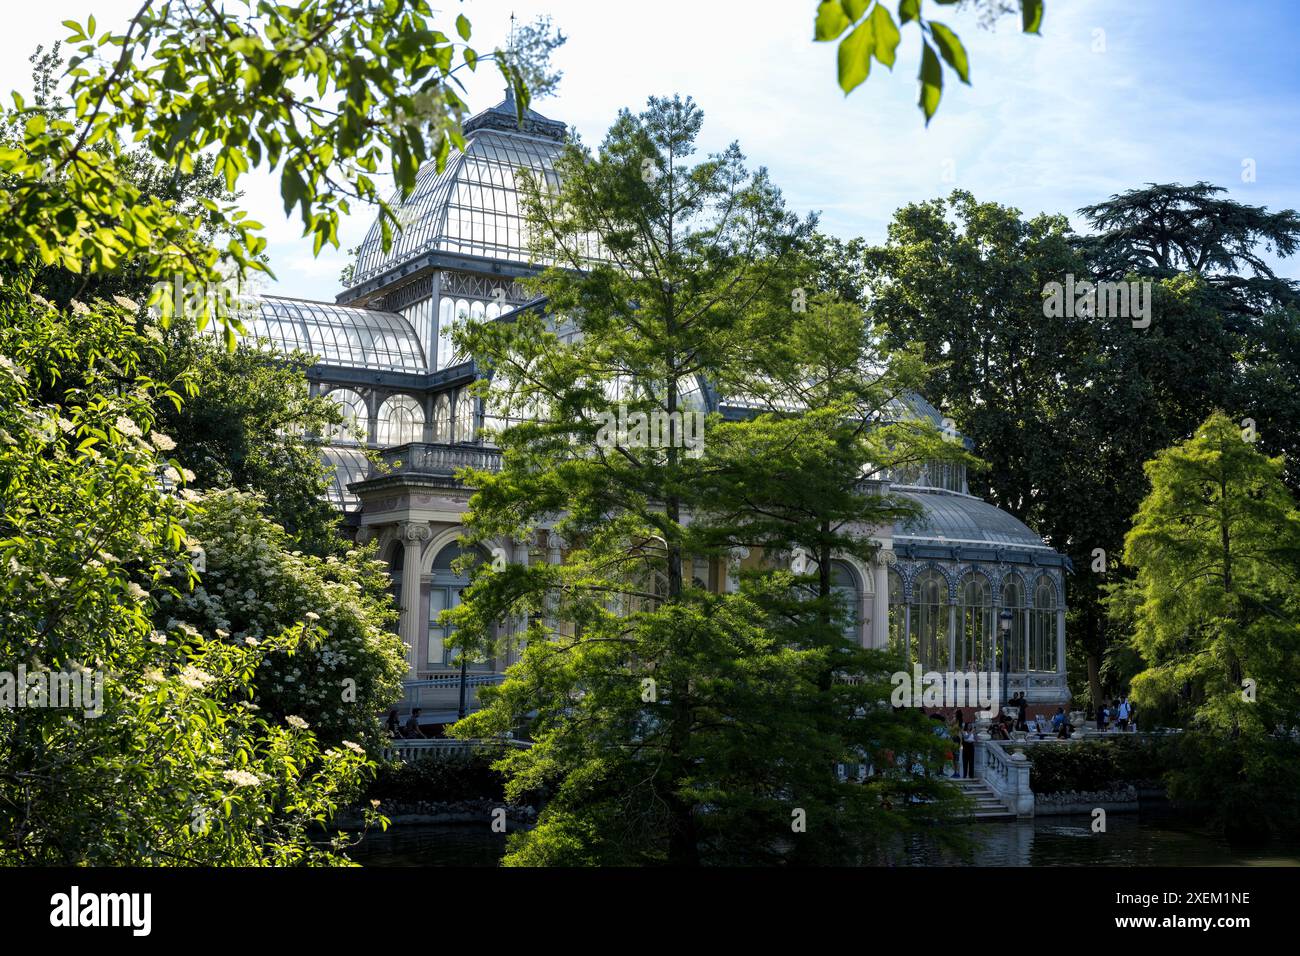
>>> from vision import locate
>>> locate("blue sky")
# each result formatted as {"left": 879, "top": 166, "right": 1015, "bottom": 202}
{"left": 4, "top": 1, "right": 1299, "bottom": 298}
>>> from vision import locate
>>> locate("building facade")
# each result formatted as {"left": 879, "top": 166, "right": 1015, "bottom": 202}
{"left": 237, "top": 96, "right": 1072, "bottom": 728}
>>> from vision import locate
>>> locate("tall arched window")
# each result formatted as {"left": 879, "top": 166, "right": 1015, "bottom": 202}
{"left": 324, "top": 388, "right": 367, "bottom": 443}
{"left": 1030, "top": 576, "right": 1057, "bottom": 672}
{"left": 830, "top": 560, "right": 863, "bottom": 645}
{"left": 432, "top": 394, "right": 452, "bottom": 442}
{"left": 454, "top": 390, "right": 476, "bottom": 443}
{"left": 1001, "top": 576, "right": 1027, "bottom": 672}
{"left": 427, "top": 542, "right": 490, "bottom": 671}
{"left": 888, "top": 568, "right": 906, "bottom": 659}
{"left": 376, "top": 394, "right": 425, "bottom": 446}
{"left": 437, "top": 298, "right": 455, "bottom": 370}
{"left": 909, "top": 568, "right": 949, "bottom": 671}
{"left": 958, "top": 572, "right": 994, "bottom": 671}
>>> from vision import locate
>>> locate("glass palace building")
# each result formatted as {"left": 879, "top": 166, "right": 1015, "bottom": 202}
{"left": 236, "top": 95, "right": 1072, "bottom": 727}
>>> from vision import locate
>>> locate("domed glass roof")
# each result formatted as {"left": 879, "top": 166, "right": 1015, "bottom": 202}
{"left": 236, "top": 295, "right": 427, "bottom": 373}
{"left": 895, "top": 488, "right": 1051, "bottom": 551}
{"left": 349, "top": 96, "right": 566, "bottom": 287}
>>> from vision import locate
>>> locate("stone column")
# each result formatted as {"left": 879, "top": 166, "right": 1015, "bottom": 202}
{"left": 725, "top": 546, "right": 750, "bottom": 593}
{"left": 545, "top": 530, "right": 565, "bottom": 634}
{"left": 871, "top": 548, "right": 893, "bottom": 650}
{"left": 397, "top": 522, "right": 430, "bottom": 677}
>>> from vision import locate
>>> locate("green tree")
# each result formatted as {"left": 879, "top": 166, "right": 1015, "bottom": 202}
{"left": 155, "top": 490, "right": 407, "bottom": 751}
{"left": 1113, "top": 411, "right": 1300, "bottom": 839}
{"left": 1119, "top": 411, "right": 1300, "bottom": 736}
{"left": 0, "top": 1, "right": 558, "bottom": 863}
{"left": 151, "top": 329, "right": 347, "bottom": 555}
{"left": 864, "top": 188, "right": 1299, "bottom": 710}
{"left": 0, "top": 2, "right": 560, "bottom": 318}
{"left": 0, "top": 276, "right": 379, "bottom": 864}
{"left": 1079, "top": 182, "right": 1300, "bottom": 487}
{"left": 448, "top": 97, "right": 962, "bottom": 866}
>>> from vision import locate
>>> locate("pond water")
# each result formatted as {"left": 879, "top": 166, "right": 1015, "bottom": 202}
{"left": 348, "top": 812, "right": 1300, "bottom": 867}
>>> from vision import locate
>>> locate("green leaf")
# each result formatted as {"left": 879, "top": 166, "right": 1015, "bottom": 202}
{"left": 840, "top": 0, "right": 871, "bottom": 20}
{"left": 837, "top": 18, "right": 876, "bottom": 93}
{"left": 928, "top": 21, "right": 970, "bottom": 84}
{"left": 815, "top": 0, "right": 852, "bottom": 41}
{"left": 918, "top": 39, "right": 943, "bottom": 123}
{"left": 456, "top": 13, "right": 472, "bottom": 41}
{"left": 871, "top": 4, "right": 901, "bottom": 68}
{"left": 1022, "top": 0, "right": 1044, "bottom": 34}
{"left": 897, "top": 0, "right": 920, "bottom": 23}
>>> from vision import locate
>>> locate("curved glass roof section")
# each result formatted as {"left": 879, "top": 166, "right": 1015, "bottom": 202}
{"left": 236, "top": 295, "right": 427, "bottom": 373}
{"left": 350, "top": 99, "right": 566, "bottom": 286}
{"left": 322, "top": 445, "right": 371, "bottom": 513}
{"left": 894, "top": 488, "right": 1050, "bottom": 551}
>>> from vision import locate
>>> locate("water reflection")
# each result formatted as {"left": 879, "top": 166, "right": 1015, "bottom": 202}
{"left": 348, "top": 815, "right": 1300, "bottom": 867}
{"left": 904, "top": 813, "right": 1300, "bottom": 867}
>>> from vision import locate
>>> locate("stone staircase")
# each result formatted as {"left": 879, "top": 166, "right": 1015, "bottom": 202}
{"left": 952, "top": 777, "right": 1016, "bottom": 821}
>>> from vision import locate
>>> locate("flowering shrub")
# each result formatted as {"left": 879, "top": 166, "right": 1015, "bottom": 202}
{"left": 157, "top": 489, "right": 407, "bottom": 751}
{"left": 0, "top": 280, "right": 381, "bottom": 864}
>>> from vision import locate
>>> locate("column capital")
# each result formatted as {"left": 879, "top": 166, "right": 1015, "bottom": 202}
{"left": 398, "top": 521, "right": 431, "bottom": 543}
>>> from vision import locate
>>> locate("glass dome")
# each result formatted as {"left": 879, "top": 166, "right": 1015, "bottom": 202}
{"left": 894, "top": 488, "right": 1051, "bottom": 550}
{"left": 350, "top": 97, "right": 567, "bottom": 286}
{"left": 236, "top": 295, "right": 427, "bottom": 373}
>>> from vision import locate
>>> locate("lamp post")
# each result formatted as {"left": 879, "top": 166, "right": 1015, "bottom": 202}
{"left": 998, "top": 609, "right": 1013, "bottom": 712}
{"left": 456, "top": 588, "right": 469, "bottom": 721}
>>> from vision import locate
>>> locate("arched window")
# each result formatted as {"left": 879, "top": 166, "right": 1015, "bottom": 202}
{"left": 427, "top": 542, "right": 490, "bottom": 671}
{"left": 324, "top": 388, "right": 367, "bottom": 443}
{"left": 830, "top": 560, "right": 863, "bottom": 645}
{"left": 908, "top": 568, "right": 949, "bottom": 671}
{"left": 432, "top": 394, "right": 452, "bottom": 442}
{"left": 376, "top": 394, "right": 425, "bottom": 446}
{"left": 958, "top": 572, "right": 993, "bottom": 671}
{"left": 454, "top": 390, "right": 477, "bottom": 443}
{"left": 888, "top": 568, "right": 906, "bottom": 659}
{"left": 437, "top": 298, "right": 455, "bottom": 370}
{"left": 1001, "top": 576, "right": 1027, "bottom": 672}
{"left": 1030, "top": 576, "right": 1057, "bottom": 672}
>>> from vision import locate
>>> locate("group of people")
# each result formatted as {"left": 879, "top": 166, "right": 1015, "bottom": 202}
{"left": 931, "top": 711, "right": 978, "bottom": 778}
{"left": 1089, "top": 696, "right": 1137, "bottom": 732}
{"left": 385, "top": 708, "right": 427, "bottom": 739}
{"left": 920, "top": 692, "right": 1139, "bottom": 780}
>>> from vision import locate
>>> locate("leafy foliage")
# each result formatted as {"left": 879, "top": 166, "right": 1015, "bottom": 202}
{"left": 1118, "top": 412, "right": 1300, "bottom": 737}
{"left": 0, "top": 276, "right": 379, "bottom": 864}
{"left": 150, "top": 329, "right": 348, "bottom": 556}
{"left": 1026, "top": 737, "right": 1169, "bottom": 794}
{"left": 447, "top": 97, "right": 966, "bottom": 866}
{"left": 813, "top": 0, "right": 1042, "bottom": 122}
{"left": 155, "top": 490, "right": 407, "bottom": 751}
{"left": 0, "top": 1, "right": 560, "bottom": 319}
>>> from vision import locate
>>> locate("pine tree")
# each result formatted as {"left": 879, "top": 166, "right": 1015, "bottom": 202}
{"left": 448, "top": 97, "right": 961, "bottom": 865}
{"left": 1121, "top": 411, "right": 1300, "bottom": 736}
